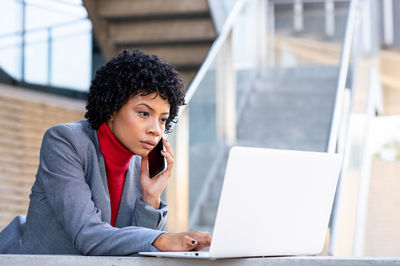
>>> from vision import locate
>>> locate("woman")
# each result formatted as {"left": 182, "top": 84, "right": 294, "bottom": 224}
{"left": 0, "top": 50, "right": 211, "bottom": 255}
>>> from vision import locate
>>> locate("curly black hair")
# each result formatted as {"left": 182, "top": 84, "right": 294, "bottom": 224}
{"left": 85, "top": 49, "right": 185, "bottom": 133}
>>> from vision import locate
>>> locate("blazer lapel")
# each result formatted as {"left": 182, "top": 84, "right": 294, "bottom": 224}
{"left": 88, "top": 126, "right": 112, "bottom": 224}
{"left": 115, "top": 157, "right": 141, "bottom": 227}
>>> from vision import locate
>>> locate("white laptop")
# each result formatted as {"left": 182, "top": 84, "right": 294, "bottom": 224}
{"left": 140, "top": 146, "right": 341, "bottom": 259}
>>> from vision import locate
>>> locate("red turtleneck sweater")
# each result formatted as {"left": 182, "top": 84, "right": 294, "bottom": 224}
{"left": 97, "top": 122, "right": 134, "bottom": 226}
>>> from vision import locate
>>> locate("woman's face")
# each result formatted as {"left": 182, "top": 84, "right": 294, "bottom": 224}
{"left": 107, "top": 92, "right": 170, "bottom": 157}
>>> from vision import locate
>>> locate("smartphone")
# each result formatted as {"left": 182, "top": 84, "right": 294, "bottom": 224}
{"left": 148, "top": 138, "right": 167, "bottom": 178}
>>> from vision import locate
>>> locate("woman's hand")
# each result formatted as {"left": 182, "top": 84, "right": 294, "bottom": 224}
{"left": 140, "top": 138, "right": 173, "bottom": 209}
{"left": 152, "top": 231, "right": 212, "bottom": 251}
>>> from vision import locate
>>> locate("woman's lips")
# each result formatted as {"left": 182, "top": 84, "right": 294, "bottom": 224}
{"left": 140, "top": 140, "right": 156, "bottom": 150}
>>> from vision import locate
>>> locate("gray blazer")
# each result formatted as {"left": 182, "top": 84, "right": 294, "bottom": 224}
{"left": 0, "top": 120, "right": 167, "bottom": 255}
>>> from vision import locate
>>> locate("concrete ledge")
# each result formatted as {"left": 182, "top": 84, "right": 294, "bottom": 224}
{"left": 0, "top": 255, "right": 399, "bottom": 266}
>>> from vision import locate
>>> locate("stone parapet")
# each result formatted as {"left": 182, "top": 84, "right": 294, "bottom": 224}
{"left": 0, "top": 255, "right": 399, "bottom": 266}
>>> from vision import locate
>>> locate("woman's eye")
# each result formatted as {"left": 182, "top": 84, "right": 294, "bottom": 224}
{"left": 138, "top": 111, "right": 149, "bottom": 118}
{"left": 160, "top": 118, "right": 167, "bottom": 124}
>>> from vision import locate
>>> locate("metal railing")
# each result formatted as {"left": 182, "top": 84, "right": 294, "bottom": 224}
{"left": 325, "top": 0, "right": 382, "bottom": 256}
{"left": 181, "top": 0, "right": 249, "bottom": 111}
{"left": 0, "top": 0, "right": 91, "bottom": 91}
{"left": 176, "top": 0, "right": 353, "bottom": 232}
{"left": 168, "top": 0, "right": 267, "bottom": 231}
{"left": 270, "top": 0, "right": 350, "bottom": 38}
{"left": 268, "top": 0, "right": 381, "bottom": 255}
{"left": 326, "top": 0, "right": 360, "bottom": 153}
{"left": 326, "top": 0, "right": 362, "bottom": 255}
{"left": 175, "top": 0, "right": 381, "bottom": 256}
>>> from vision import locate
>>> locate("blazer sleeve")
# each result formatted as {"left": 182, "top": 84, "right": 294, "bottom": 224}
{"left": 133, "top": 198, "right": 168, "bottom": 230}
{"left": 36, "top": 124, "right": 164, "bottom": 255}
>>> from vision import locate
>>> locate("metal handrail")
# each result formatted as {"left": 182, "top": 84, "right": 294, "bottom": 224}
{"left": 326, "top": 0, "right": 361, "bottom": 153}
{"left": 177, "top": 0, "right": 249, "bottom": 117}
{"left": 0, "top": 18, "right": 88, "bottom": 40}
{"left": 177, "top": 0, "right": 250, "bottom": 230}
{"left": 327, "top": 0, "right": 364, "bottom": 255}
{"left": 14, "top": 0, "right": 85, "bottom": 18}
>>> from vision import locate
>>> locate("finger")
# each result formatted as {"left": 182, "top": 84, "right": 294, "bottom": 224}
{"left": 162, "top": 138, "right": 174, "bottom": 159}
{"left": 190, "top": 231, "right": 212, "bottom": 251}
{"left": 182, "top": 235, "right": 197, "bottom": 251}
{"left": 202, "top": 231, "right": 212, "bottom": 244}
{"left": 161, "top": 149, "right": 173, "bottom": 166}
{"left": 160, "top": 156, "right": 173, "bottom": 182}
{"left": 189, "top": 230, "right": 212, "bottom": 240}
{"left": 140, "top": 156, "right": 150, "bottom": 179}
{"left": 191, "top": 241, "right": 210, "bottom": 251}
{"left": 159, "top": 149, "right": 173, "bottom": 173}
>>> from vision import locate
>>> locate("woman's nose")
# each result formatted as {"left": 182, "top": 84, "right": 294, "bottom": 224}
{"left": 148, "top": 118, "right": 162, "bottom": 136}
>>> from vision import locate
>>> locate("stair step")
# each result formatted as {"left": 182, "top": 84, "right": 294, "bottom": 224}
{"left": 106, "top": 12, "right": 211, "bottom": 22}
{"left": 251, "top": 87, "right": 337, "bottom": 102}
{"left": 115, "top": 43, "right": 211, "bottom": 67}
{"left": 115, "top": 39, "right": 214, "bottom": 48}
{"left": 258, "top": 66, "right": 339, "bottom": 81}
{"left": 246, "top": 92, "right": 336, "bottom": 111}
{"left": 237, "top": 72, "right": 337, "bottom": 153}
{"left": 98, "top": 0, "right": 210, "bottom": 19}
{"left": 84, "top": 0, "right": 215, "bottom": 89}
{"left": 109, "top": 19, "right": 215, "bottom": 44}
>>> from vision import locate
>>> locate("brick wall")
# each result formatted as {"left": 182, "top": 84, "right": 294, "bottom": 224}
{"left": 0, "top": 84, "right": 85, "bottom": 230}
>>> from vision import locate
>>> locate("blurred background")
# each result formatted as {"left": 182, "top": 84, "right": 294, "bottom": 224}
{"left": 0, "top": 0, "right": 399, "bottom": 257}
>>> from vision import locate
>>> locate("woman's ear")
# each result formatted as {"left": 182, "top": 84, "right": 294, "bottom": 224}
{"left": 107, "top": 114, "right": 115, "bottom": 132}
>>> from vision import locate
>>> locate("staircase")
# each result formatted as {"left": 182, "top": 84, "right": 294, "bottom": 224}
{"left": 189, "top": 1, "right": 351, "bottom": 232}
{"left": 83, "top": 0, "right": 216, "bottom": 87}
{"left": 191, "top": 65, "right": 339, "bottom": 232}
{"left": 238, "top": 66, "right": 338, "bottom": 151}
